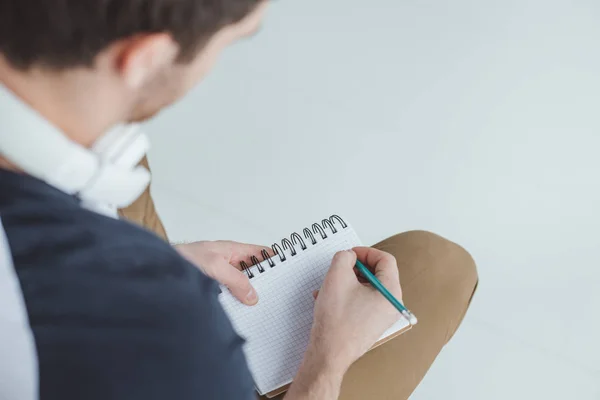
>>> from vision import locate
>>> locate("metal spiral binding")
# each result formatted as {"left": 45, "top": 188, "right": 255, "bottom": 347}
{"left": 303, "top": 228, "right": 316, "bottom": 245}
{"left": 291, "top": 233, "right": 307, "bottom": 250}
{"left": 282, "top": 238, "right": 296, "bottom": 256}
{"left": 241, "top": 215, "right": 348, "bottom": 279}
{"left": 239, "top": 261, "right": 254, "bottom": 279}
{"left": 262, "top": 249, "right": 275, "bottom": 267}
{"left": 312, "top": 223, "right": 327, "bottom": 240}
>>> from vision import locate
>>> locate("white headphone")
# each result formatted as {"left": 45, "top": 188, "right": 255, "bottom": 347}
{"left": 0, "top": 84, "right": 151, "bottom": 212}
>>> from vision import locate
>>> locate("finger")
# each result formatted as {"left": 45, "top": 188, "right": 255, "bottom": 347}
{"left": 353, "top": 247, "right": 400, "bottom": 288}
{"left": 312, "top": 290, "right": 319, "bottom": 300}
{"left": 353, "top": 247, "right": 394, "bottom": 270}
{"left": 353, "top": 266, "right": 369, "bottom": 284}
{"left": 222, "top": 241, "right": 275, "bottom": 266}
{"left": 324, "top": 250, "right": 359, "bottom": 288}
{"left": 212, "top": 260, "right": 259, "bottom": 306}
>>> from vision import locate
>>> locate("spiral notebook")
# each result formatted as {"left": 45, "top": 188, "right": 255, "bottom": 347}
{"left": 218, "top": 215, "right": 413, "bottom": 397}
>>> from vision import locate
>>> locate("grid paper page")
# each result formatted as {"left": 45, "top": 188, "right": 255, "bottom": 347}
{"left": 218, "top": 224, "right": 410, "bottom": 395}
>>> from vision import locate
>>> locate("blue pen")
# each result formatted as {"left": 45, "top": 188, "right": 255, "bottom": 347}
{"left": 355, "top": 259, "right": 418, "bottom": 325}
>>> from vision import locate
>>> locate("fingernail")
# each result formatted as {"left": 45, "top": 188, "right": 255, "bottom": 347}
{"left": 246, "top": 288, "right": 258, "bottom": 304}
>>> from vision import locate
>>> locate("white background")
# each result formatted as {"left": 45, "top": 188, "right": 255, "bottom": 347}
{"left": 145, "top": 0, "right": 600, "bottom": 398}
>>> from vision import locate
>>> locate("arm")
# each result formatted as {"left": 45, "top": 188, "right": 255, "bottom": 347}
{"left": 286, "top": 249, "right": 404, "bottom": 400}
{"left": 284, "top": 344, "right": 345, "bottom": 399}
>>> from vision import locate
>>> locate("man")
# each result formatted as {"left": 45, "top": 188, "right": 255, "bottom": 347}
{"left": 0, "top": 0, "right": 477, "bottom": 399}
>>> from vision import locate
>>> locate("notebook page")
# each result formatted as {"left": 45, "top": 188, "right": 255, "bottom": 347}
{"left": 219, "top": 225, "right": 409, "bottom": 395}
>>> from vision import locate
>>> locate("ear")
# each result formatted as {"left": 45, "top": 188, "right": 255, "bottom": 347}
{"left": 115, "top": 33, "right": 179, "bottom": 89}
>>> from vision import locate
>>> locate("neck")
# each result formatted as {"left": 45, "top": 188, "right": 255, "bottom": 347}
{"left": 0, "top": 56, "right": 131, "bottom": 151}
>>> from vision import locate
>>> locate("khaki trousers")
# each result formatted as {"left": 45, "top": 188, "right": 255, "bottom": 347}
{"left": 119, "top": 157, "right": 478, "bottom": 400}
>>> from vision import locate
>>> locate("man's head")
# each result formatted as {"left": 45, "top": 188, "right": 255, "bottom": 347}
{"left": 0, "top": 0, "right": 268, "bottom": 129}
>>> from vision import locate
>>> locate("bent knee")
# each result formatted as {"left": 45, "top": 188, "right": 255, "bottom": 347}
{"left": 409, "top": 230, "right": 476, "bottom": 281}
{"left": 376, "top": 230, "right": 478, "bottom": 287}
{"left": 377, "top": 230, "right": 478, "bottom": 343}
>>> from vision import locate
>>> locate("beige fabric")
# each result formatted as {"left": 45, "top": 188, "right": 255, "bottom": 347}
{"left": 119, "top": 158, "right": 478, "bottom": 400}
{"left": 118, "top": 156, "right": 168, "bottom": 241}
{"left": 335, "top": 231, "right": 478, "bottom": 400}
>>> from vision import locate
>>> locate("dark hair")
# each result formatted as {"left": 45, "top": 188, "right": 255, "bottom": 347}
{"left": 0, "top": 0, "right": 262, "bottom": 70}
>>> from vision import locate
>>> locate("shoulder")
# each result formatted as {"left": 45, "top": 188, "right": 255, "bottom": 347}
{"left": 1, "top": 176, "right": 255, "bottom": 400}
{"left": 0, "top": 170, "right": 211, "bottom": 322}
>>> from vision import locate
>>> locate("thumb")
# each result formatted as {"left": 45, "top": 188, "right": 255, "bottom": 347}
{"left": 212, "top": 261, "right": 258, "bottom": 306}
{"left": 324, "top": 250, "right": 359, "bottom": 288}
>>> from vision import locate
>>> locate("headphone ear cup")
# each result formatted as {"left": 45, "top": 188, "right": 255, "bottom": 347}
{"left": 79, "top": 163, "right": 151, "bottom": 208}
{"left": 69, "top": 126, "right": 152, "bottom": 209}
{"left": 92, "top": 124, "right": 149, "bottom": 167}
{"left": 113, "top": 131, "right": 150, "bottom": 169}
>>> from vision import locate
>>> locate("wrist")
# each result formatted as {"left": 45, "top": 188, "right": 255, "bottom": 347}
{"left": 174, "top": 243, "right": 197, "bottom": 263}
{"left": 305, "top": 332, "right": 356, "bottom": 374}
{"left": 285, "top": 342, "right": 347, "bottom": 399}
{"left": 287, "top": 358, "right": 344, "bottom": 400}
{"left": 304, "top": 342, "right": 349, "bottom": 379}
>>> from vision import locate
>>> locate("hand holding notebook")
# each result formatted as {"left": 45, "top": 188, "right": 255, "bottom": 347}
{"left": 219, "top": 215, "right": 415, "bottom": 397}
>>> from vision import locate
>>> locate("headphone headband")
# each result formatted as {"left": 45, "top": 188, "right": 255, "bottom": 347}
{"left": 0, "top": 84, "right": 150, "bottom": 211}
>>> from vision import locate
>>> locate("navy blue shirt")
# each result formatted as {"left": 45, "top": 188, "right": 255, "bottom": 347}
{"left": 0, "top": 168, "right": 255, "bottom": 400}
